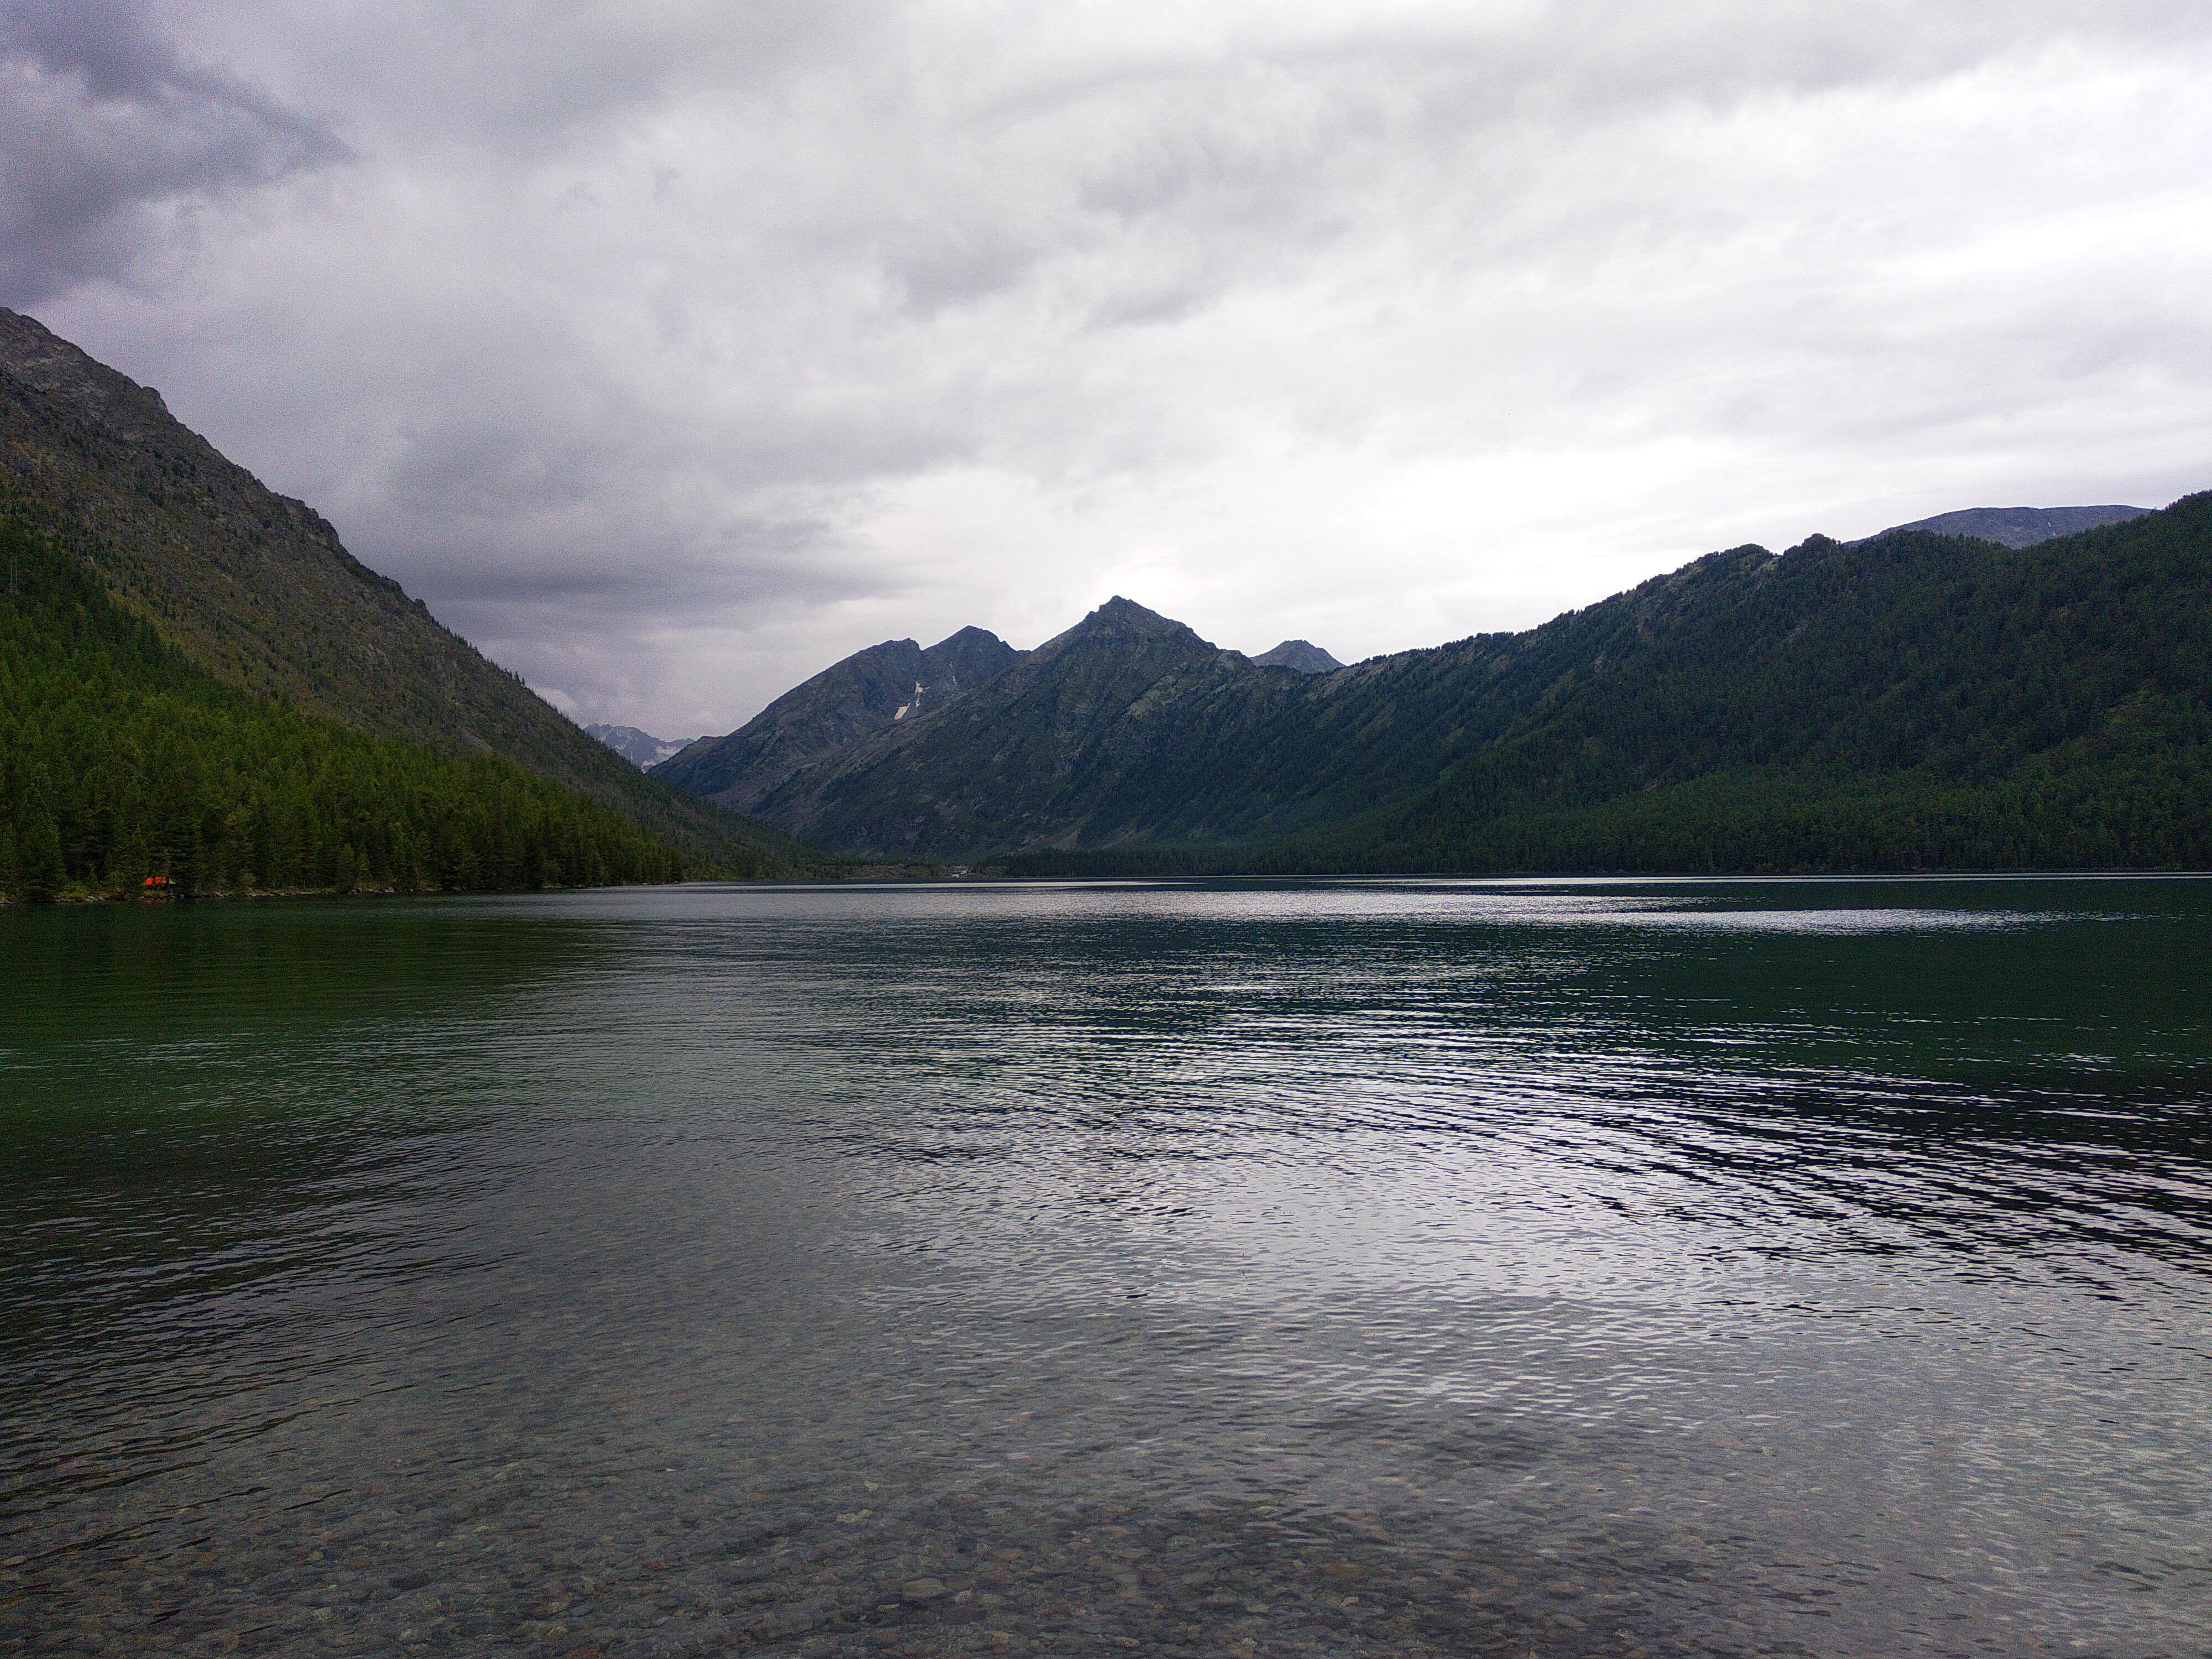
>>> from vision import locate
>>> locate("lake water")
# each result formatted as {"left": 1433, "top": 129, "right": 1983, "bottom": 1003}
{"left": 3, "top": 878, "right": 2209, "bottom": 1658}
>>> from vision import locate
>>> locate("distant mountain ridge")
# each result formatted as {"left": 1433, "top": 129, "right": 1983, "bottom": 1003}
{"left": 1862, "top": 504, "right": 2149, "bottom": 547}
{"left": 659, "top": 500, "right": 2210, "bottom": 872}
{"left": 654, "top": 625, "right": 1020, "bottom": 812}
{"left": 587, "top": 724, "right": 696, "bottom": 768}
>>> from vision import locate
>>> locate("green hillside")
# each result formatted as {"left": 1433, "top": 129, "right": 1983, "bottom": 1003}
{"left": 0, "top": 513, "right": 708, "bottom": 901}
{"left": 0, "top": 306, "right": 807, "bottom": 877}
{"left": 1297, "top": 504, "right": 2212, "bottom": 872}
{"left": 1009, "top": 497, "right": 2212, "bottom": 875}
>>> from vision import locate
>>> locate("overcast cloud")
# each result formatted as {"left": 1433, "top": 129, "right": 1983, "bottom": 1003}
{"left": 8, "top": 1, "right": 2211, "bottom": 734}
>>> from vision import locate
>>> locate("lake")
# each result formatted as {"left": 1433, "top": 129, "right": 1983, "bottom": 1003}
{"left": 2, "top": 878, "right": 2209, "bottom": 1657}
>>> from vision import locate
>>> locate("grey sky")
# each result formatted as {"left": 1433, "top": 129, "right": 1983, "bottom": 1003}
{"left": 8, "top": 2, "right": 2210, "bottom": 734}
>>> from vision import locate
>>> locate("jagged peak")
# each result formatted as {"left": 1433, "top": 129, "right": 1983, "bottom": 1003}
{"left": 1030, "top": 596, "right": 1213, "bottom": 660}
{"left": 926, "top": 624, "right": 1007, "bottom": 651}
{"left": 1086, "top": 595, "right": 1199, "bottom": 634}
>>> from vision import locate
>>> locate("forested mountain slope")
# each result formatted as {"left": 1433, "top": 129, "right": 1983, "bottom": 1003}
{"left": 1021, "top": 499, "right": 2210, "bottom": 874}
{"left": 656, "top": 625, "right": 1020, "bottom": 812}
{"left": 0, "top": 515, "right": 683, "bottom": 901}
{"left": 0, "top": 307, "right": 799, "bottom": 873}
{"left": 1269, "top": 501, "right": 2212, "bottom": 872}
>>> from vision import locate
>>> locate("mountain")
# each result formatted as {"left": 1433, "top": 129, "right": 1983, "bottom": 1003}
{"left": 654, "top": 625, "right": 1020, "bottom": 812}
{"left": 0, "top": 306, "right": 806, "bottom": 877}
{"left": 1863, "top": 504, "right": 2150, "bottom": 547}
{"left": 745, "top": 597, "right": 1291, "bottom": 852}
{"left": 1252, "top": 639, "right": 1343, "bottom": 673}
{"left": 700, "top": 501, "right": 2211, "bottom": 872}
{"left": 587, "top": 723, "right": 696, "bottom": 768}
{"left": 1241, "top": 500, "right": 2212, "bottom": 873}
{"left": 740, "top": 597, "right": 1419, "bottom": 855}
{"left": 1, "top": 514, "right": 684, "bottom": 900}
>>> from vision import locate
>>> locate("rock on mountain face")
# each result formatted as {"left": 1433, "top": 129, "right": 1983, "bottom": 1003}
{"left": 653, "top": 625, "right": 1020, "bottom": 812}
{"left": 1867, "top": 505, "right": 2150, "bottom": 547}
{"left": 0, "top": 306, "right": 792, "bottom": 871}
{"left": 1252, "top": 639, "right": 1343, "bottom": 673}
{"left": 586, "top": 724, "right": 695, "bottom": 768}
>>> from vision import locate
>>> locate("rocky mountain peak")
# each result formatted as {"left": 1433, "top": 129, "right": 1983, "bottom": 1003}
{"left": 654, "top": 623, "right": 1020, "bottom": 811}
{"left": 1046, "top": 596, "right": 1211, "bottom": 655}
{"left": 920, "top": 625, "right": 1022, "bottom": 691}
{"left": 1252, "top": 639, "right": 1343, "bottom": 674}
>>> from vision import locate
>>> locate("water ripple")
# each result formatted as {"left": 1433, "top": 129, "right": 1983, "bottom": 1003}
{"left": 1, "top": 877, "right": 2208, "bottom": 1656}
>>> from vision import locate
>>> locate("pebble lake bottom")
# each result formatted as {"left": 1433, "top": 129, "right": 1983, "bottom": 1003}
{"left": 2, "top": 878, "right": 2209, "bottom": 1658}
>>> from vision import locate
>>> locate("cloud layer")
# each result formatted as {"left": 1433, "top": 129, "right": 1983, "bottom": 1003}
{"left": 12, "top": 2, "right": 2212, "bottom": 734}
{"left": 0, "top": 0, "right": 344, "bottom": 299}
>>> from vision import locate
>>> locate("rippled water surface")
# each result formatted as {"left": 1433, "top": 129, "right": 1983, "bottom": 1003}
{"left": 3, "top": 877, "right": 2210, "bottom": 1657}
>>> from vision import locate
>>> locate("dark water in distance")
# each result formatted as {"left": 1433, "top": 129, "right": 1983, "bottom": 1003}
{"left": 3, "top": 878, "right": 2210, "bottom": 1658}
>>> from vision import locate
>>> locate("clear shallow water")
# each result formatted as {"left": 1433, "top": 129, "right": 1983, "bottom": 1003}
{"left": 2, "top": 877, "right": 2209, "bottom": 1658}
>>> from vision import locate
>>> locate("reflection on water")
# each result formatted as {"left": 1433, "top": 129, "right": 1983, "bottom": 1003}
{"left": 2, "top": 878, "right": 2209, "bottom": 1657}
